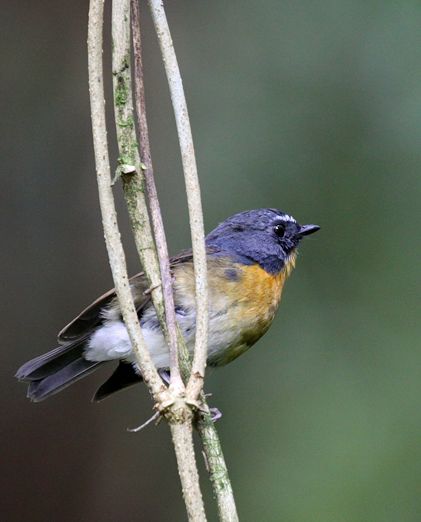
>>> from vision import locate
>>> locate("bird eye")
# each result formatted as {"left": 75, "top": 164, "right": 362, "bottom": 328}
{"left": 274, "top": 223, "right": 286, "bottom": 238}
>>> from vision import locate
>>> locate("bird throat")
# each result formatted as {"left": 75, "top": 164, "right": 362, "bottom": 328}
{"left": 236, "top": 250, "right": 297, "bottom": 323}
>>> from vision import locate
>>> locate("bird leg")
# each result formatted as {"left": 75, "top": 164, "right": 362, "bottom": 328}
{"left": 158, "top": 369, "right": 222, "bottom": 421}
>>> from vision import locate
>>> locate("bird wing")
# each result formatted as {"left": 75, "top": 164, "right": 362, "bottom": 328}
{"left": 57, "top": 272, "right": 149, "bottom": 343}
{"left": 57, "top": 249, "right": 195, "bottom": 344}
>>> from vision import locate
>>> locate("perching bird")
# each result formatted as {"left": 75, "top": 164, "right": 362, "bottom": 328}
{"left": 16, "top": 208, "right": 319, "bottom": 402}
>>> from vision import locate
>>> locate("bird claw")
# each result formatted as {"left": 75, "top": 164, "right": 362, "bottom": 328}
{"left": 159, "top": 369, "right": 171, "bottom": 385}
{"left": 209, "top": 407, "right": 222, "bottom": 422}
{"left": 157, "top": 370, "right": 222, "bottom": 421}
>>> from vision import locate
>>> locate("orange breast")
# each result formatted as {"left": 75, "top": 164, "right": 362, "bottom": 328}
{"left": 230, "top": 259, "right": 293, "bottom": 330}
{"left": 209, "top": 253, "right": 296, "bottom": 344}
{"left": 172, "top": 253, "right": 297, "bottom": 365}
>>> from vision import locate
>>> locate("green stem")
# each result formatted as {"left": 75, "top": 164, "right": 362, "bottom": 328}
{"left": 111, "top": 0, "right": 165, "bottom": 332}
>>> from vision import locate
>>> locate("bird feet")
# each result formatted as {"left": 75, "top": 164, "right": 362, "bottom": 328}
{"left": 209, "top": 407, "right": 223, "bottom": 422}
{"left": 158, "top": 369, "right": 222, "bottom": 422}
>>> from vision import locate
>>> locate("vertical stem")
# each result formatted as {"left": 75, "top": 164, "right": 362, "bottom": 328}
{"left": 197, "top": 414, "right": 239, "bottom": 522}
{"left": 130, "top": 0, "right": 188, "bottom": 390}
{"left": 145, "top": 2, "right": 239, "bottom": 520}
{"left": 171, "top": 422, "right": 207, "bottom": 522}
{"left": 111, "top": 0, "right": 184, "bottom": 393}
{"left": 87, "top": 0, "right": 165, "bottom": 402}
{"left": 111, "top": 2, "right": 207, "bottom": 520}
{"left": 90, "top": 1, "right": 237, "bottom": 520}
{"left": 147, "top": 0, "right": 208, "bottom": 401}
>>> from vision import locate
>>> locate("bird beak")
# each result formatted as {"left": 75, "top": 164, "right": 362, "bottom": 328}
{"left": 299, "top": 224, "right": 320, "bottom": 236}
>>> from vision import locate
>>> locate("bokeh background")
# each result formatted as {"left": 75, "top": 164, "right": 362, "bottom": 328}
{"left": 2, "top": 1, "right": 421, "bottom": 520}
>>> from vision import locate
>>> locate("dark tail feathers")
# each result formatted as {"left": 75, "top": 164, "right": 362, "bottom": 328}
{"left": 16, "top": 339, "right": 103, "bottom": 402}
{"left": 93, "top": 361, "right": 142, "bottom": 402}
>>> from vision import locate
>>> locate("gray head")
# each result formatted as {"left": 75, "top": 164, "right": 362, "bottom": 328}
{"left": 205, "top": 208, "right": 320, "bottom": 274}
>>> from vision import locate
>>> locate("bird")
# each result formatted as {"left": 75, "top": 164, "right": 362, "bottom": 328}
{"left": 16, "top": 208, "right": 319, "bottom": 403}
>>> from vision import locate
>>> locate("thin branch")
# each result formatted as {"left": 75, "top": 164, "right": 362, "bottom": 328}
{"left": 111, "top": 0, "right": 185, "bottom": 393}
{"left": 90, "top": 1, "right": 236, "bottom": 519}
{"left": 127, "top": 411, "right": 160, "bottom": 432}
{"left": 145, "top": 2, "right": 239, "bottom": 520}
{"left": 147, "top": 0, "right": 208, "bottom": 401}
{"left": 130, "top": 0, "right": 186, "bottom": 392}
{"left": 111, "top": 2, "right": 206, "bottom": 519}
{"left": 172, "top": 422, "right": 207, "bottom": 521}
{"left": 197, "top": 414, "right": 239, "bottom": 522}
{"left": 87, "top": 0, "right": 166, "bottom": 402}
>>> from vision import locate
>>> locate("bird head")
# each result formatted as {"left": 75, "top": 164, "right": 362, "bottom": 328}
{"left": 206, "top": 208, "right": 320, "bottom": 274}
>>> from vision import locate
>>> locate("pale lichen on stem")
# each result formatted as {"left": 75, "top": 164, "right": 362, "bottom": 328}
{"left": 111, "top": 0, "right": 171, "bottom": 363}
{"left": 197, "top": 413, "right": 239, "bottom": 522}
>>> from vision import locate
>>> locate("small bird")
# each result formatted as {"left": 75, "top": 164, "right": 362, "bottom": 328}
{"left": 16, "top": 208, "right": 319, "bottom": 402}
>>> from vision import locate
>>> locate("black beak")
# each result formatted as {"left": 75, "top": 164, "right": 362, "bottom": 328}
{"left": 299, "top": 224, "right": 320, "bottom": 237}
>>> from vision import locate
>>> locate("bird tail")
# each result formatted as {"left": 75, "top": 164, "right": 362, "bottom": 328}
{"left": 16, "top": 339, "right": 103, "bottom": 402}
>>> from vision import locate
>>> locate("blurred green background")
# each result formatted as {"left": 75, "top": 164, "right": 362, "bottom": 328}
{"left": 2, "top": 1, "right": 421, "bottom": 520}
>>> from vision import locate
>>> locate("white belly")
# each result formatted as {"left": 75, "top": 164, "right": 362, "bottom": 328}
{"left": 85, "top": 307, "right": 244, "bottom": 370}
{"left": 86, "top": 320, "right": 172, "bottom": 369}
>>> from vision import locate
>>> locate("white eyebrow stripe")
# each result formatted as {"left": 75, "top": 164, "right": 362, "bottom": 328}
{"left": 281, "top": 214, "right": 296, "bottom": 223}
